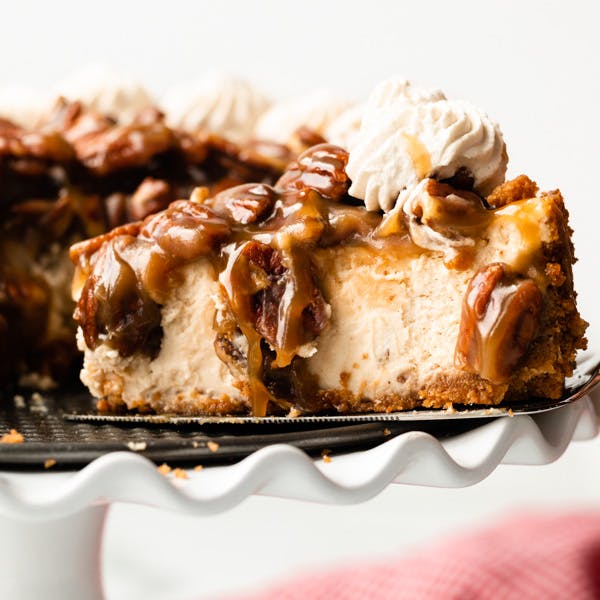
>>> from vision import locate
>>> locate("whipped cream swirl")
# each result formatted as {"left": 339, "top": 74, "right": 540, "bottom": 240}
{"left": 162, "top": 74, "right": 270, "bottom": 142}
{"left": 325, "top": 79, "right": 445, "bottom": 152}
{"left": 347, "top": 77, "right": 507, "bottom": 212}
{"left": 254, "top": 91, "right": 350, "bottom": 144}
{"left": 53, "top": 64, "right": 154, "bottom": 123}
{"left": 324, "top": 104, "right": 364, "bottom": 151}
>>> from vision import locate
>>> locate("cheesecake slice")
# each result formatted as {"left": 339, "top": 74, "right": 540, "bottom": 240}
{"left": 71, "top": 144, "right": 587, "bottom": 416}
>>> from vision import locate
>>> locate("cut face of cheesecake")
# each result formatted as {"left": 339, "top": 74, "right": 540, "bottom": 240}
{"left": 71, "top": 144, "right": 587, "bottom": 416}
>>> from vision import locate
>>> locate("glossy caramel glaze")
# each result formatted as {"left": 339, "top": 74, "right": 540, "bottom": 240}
{"left": 455, "top": 263, "right": 542, "bottom": 383}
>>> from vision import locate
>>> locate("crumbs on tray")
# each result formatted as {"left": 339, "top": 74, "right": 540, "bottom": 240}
{"left": 157, "top": 463, "right": 172, "bottom": 476}
{"left": 172, "top": 468, "right": 188, "bottom": 480}
{"left": 0, "top": 429, "right": 24, "bottom": 444}
{"left": 157, "top": 463, "right": 193, "bottom": 480}
{"left": 207, "top": 441, "right": 219, "bottom": 453}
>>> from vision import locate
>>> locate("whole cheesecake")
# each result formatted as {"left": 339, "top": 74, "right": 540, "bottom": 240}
{"left": 3, "top": 73, "right": 581, "bottom": 415}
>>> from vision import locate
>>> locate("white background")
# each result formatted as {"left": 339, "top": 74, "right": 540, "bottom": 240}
{"left": 2, "top": 0, "right": 599, "bottom": 598}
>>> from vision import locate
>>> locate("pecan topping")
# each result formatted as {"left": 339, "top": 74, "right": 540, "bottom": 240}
{"left": 0, "top": 114, "right": 74, "bottom": 163}
{"left": 455, "top": 263, "right": 542, "bottom": 384}
{"left": 222, "top": 240, "right": 328, "bottom": 359}
{"left": 127, "top": 178, "right": 173, "bottom": 222}
{"left": 104, "top": 193, "right": 128, "bottom": 229}
{"left": 277, "top": 143, "right": 350, "bottom": 201}
{"left": 211, "top": 183, "right": 277, "bottom": 225}
{"left": 46, "top": 98, "right": 176, "bottom": 175}
{"left": 401, "top": 178, "right": 490, "bottom": 268}
{"left": 140, "top": 200, "right": 231, "bottom": 261}
{"left": 293, "top": 126, "right": 328, "bottom": 149}
{"left": 75, "top": 237, "right": 162, "bottom": 358}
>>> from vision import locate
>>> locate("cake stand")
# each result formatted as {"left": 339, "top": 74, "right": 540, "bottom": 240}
{"left": 0, "top": 391, "right": 598, "bottom": 600}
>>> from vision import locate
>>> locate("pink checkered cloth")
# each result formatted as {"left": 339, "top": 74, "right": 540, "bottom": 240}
{"left": 231, "top": 511, "right": 600, "bottom": 600}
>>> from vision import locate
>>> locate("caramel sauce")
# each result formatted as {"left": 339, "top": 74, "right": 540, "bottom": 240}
{"left": 455, "top": 263, "right": 542, "bottom": 384}
{"left": 494, "top": 198, "right": 546, "bottom": 283}
{"left": 72, "top": 145, "right": 549, "bottom": 415}
{"left": 218, "top": 243, "right": 273, "bottom": 416}
{"left": 402, "top": 134, "right": 431, "bottom": 179}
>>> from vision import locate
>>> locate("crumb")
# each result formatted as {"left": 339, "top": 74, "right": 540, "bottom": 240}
{"left": 190, "top": 186, "right": 210, "bottom": 204}
{"left": 157, "top": 463, "right": 171, "bottom": 475}
{"left": 287, "top": 407, "right": 301, "bottom": 418}
{"left": 207, "top": 441, "right": 219, "bottom": 453}
{"left": 29, "top": 392, "right": 48, "bottom": 414}
{"left": 44, "top": 458, "right": 56, "bottom": 469}
{"left": 321, "top": 449, "right": 332, "bottom": 463}
{"left": 192, "top": 441, "right": 199, "bottom": 448}
{"left": 13, "top": 395, "right": 26, "bottom": 409}
{"left": 486, "top": 174, "right": 538, "bottom": 208}
{"left": 383, "top": 428, "right": 391, "bottom": 436}
{"left": 545, "top": 262, "right": 566, "bottom": 287}
{"left": 443, "top": 402, "right": 456, "bottom": 413}
{"left": 18, "top": 372, "right": 57, "bottom": 391}
{"left": 194, "top": 465, "right": 204, "bottom": 472}
{"left": 127, "top": 441, "right": 147, "bottom": 452}
{"left": 173, "top": 468, "right": 188, "bottom": 480}
{"left": 0, "top": 429, "right": 24, "bottom": 444}
{"left": 508, "top": 409, "right": 515, "bottom": 417}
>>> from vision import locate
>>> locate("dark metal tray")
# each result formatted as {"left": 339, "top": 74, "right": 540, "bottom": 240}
{"left": 0, "top": 388, "right": 487, "bottom": 470}
{"left": 0, "top": 351, "right": 596, "bottom": 470}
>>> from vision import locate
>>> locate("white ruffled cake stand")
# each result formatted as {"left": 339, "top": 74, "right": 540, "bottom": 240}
{"left": 0, "top": 390, "right": 598, "bottom": 600}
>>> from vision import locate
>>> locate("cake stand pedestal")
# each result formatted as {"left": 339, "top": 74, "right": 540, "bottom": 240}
{"left": 0, "top": 393, "right": 598, "bottom": 600}
{"left": 0, "top": 506, "right": 107, "bottom": 599}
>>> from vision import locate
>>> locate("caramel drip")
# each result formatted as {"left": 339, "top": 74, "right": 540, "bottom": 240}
{"left": 272, "top": 247, "right": 313, "bottom": 368}
{"left": 473, "top": 281, "right": 520, "bottom": 381}
{"left": 402, "top": 134, "right": 431, "bottom": 179}
{"left": 494, "top": 198, "right": 546, "bottom": 280}
{"left": 218, "top": 243, "right": 273, "bottom": 416}
{"left": 455, "top": 263, "right": 542, "bottom": 384}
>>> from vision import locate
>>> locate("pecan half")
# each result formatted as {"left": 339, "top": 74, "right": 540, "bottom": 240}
{"left": 0, "top": 112, "right": 74, "bottom": 162}
{"left": 140, "top": 200, "right": 231, "bottom": 261}
{"left": 75, "top": 237, "right": 162, "bottom": 358}
{"left": 50, "top": 99, "right": 176, "bottom": 175}
{"left": 455, "top": 263, "right": 542, "bottom": 383}
{"left": 220, "top": 240, "right": 329, "bottom": 366}
{"left": 401, "top": 178, "right": 489, "bottom": 268}
{"left": 211, "top": 183, "right": 277, "bottom": 225}
{"left": 276, "top": 143, "right": 350, "bottom": 201}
